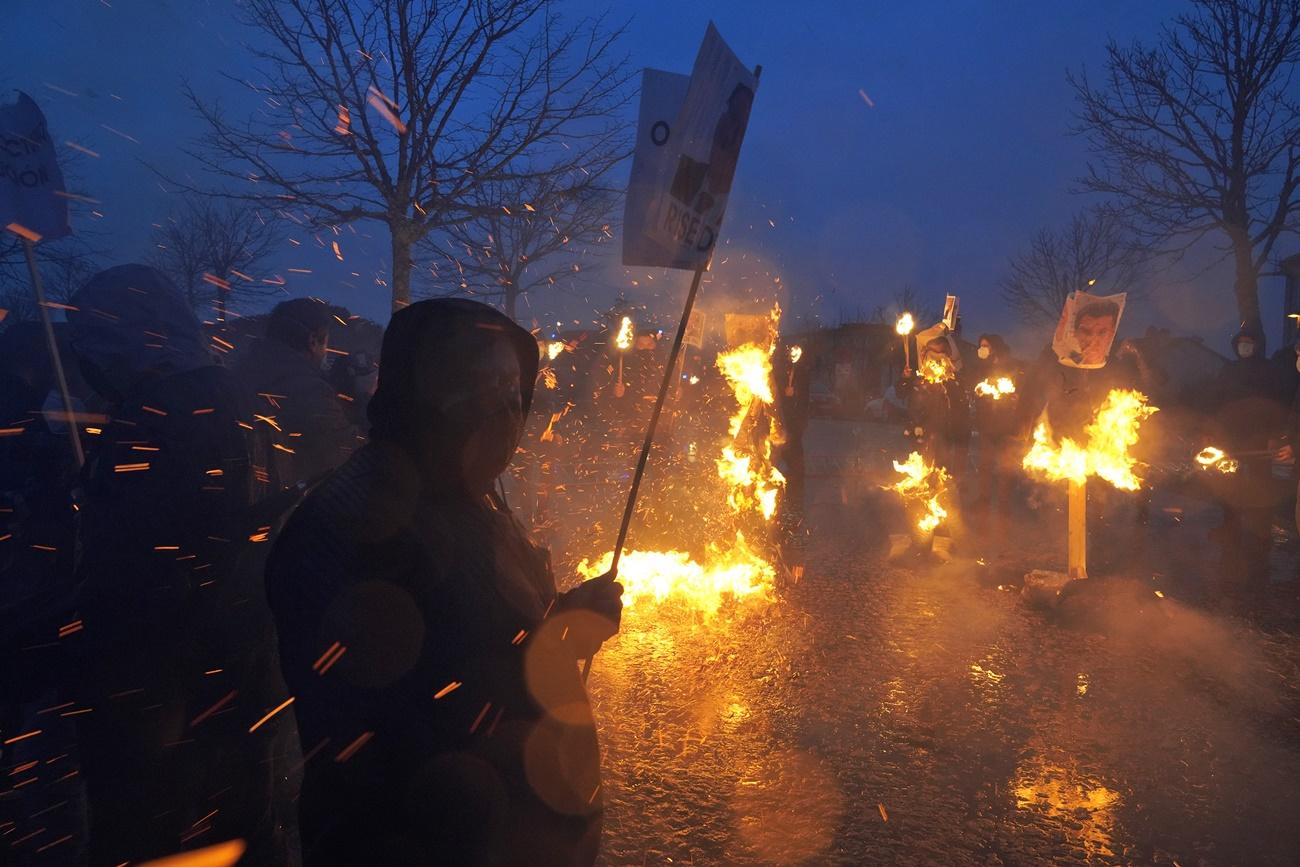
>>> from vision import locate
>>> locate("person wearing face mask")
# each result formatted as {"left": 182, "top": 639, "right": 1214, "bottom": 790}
{"left": 235, "top": 298, "right": 359, "bottom": 491}
{"left": 1206, "top": 327, "right": 1288, "bottom": 593}
{"left": 265, "top": 299, "right": 623, "bottom": 866}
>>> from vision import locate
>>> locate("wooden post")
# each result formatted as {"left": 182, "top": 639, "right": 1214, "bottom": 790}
{"left": 1067, "top": 478, "right": 1087, "bottom": 580}
{"left": 23, "top": 238, "right": 84, "bottom": 468}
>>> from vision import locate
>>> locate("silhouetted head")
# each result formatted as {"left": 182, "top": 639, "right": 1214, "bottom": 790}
{"left": 368, "top": 300, "right": 537, "bottom": 497}
{"left": 268, "top": 297, "right": 337, "bottom": 368}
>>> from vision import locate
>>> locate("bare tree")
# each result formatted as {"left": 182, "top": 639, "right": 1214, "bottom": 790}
{"left": 425, "top": 170, "right": 620, "bottom": 319}
{"left": 0, "top": 235, "right": 100, "bottom": 332}
{"left": 1000, "top": 209, "right": 1143, "bottom": 324}
{"left": 1071, "top": 0, "right": 1300, "bottom": 341}
{"left": 150, "top": 195, "right": 283, "bottom": 321}
{"left": 868, "top": 286, "right": 942, "bottom": 326}
{"left": 180, "top": 0, "right": 632, "bottom": 311}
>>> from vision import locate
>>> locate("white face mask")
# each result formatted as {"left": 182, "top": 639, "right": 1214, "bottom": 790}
{"left": 1238, "top": 342, "right": 1256, "bottom": 359}
{"left": 977, "top": 346, "right": 991, "bottom": 360}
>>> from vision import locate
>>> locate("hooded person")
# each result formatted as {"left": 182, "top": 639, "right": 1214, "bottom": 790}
{"left": 235, "top": 298, "right": 359, "bottom": 490}
{"left": 66, "top": 264, "right": 299, "bottom": 866}
{"left": 265, "top": 298, "right": 624, "bottom": 866}
{"left": 970, "top": 334, "right": 1024, "bottom": 548}
{"left": 896, "top": 323, "right": 971, "bottom": 477}
{"left": 1205, "top": 326, "right": 1289, "bottom": 589}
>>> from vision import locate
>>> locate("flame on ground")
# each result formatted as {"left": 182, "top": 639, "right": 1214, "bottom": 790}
{"left": 974, "top": 377, "right": 1016, "bottom": 399}
{"left": 581, "top": 307, "right": 785, "bottom": 617}
{"left": 887, "top": 451, "right": 949, "bottom": 533}
{"left": 1022, "top": 389, "right": 1157, "bottom": 491}
{"left": 577, "top": 533, "right": 775, "bottom": 618}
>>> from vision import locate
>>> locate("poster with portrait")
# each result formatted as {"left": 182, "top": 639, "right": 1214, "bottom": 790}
{"left": 623, "top": 69, "right": 694, "bottom": 268}
{"left": 644, "top": 23, "right": 759, "bottom": 271}
{"left": 1052, "top": 290, "right": 1127, "bottom": 369}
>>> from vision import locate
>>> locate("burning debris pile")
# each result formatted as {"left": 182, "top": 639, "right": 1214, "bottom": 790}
{"left": 886, "top": 451, "right": 950, "bottom": 533}
{"left": 578, "top": 307, "right": 787, "bottom": 617}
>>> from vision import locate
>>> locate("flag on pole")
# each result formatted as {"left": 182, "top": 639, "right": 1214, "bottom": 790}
{"left": 623, "top": 23, "right": 758, "bottom": 271}
{"left": 0, "top": 92, "right": 70, "bottom": 242}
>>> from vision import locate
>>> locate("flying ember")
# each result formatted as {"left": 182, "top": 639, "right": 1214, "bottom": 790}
{"left": 1022, "top": 389, "right": 1158, "bottom": 491}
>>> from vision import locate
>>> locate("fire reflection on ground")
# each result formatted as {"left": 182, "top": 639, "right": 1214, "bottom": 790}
{"left": 1013, "top": 759, "right": 1122, "bottom": 860}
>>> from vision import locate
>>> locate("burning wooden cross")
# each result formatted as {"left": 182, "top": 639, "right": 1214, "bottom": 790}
{"left": 1022, "top": 389, "right": 1157, "bottom": 581}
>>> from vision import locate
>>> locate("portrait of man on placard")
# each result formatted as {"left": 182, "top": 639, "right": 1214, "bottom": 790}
{"left": 1052, "top": 290, "right": 1126, "bottom": 369}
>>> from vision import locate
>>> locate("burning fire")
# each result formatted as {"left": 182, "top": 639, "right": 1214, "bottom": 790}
{"left": 547, "top": 340, "right": 565, "bottom": 360}
{"left": 974, "top": 377, "right": 1016, "bottom": 400}
{"left": 577, "top": 532, "right": 775, "bottom": 617}
{"left": 887, "top": 451, "right": 949, "bottom": 533}
{"left": 895, "top": 312, "right": 915, "bottom": 336}
{"left": 615, "top": 316, "right": 634, "bottom": 350}
{"left": 919, "top": 355, "right": 956, "bottom": 384}
{"left": 1195, "top": 446, "right": 1239, "bottom": 474}
{"left": 582, "top": 307, "right": 786, "bottom": 616}
{"left": 715, "top": 307, "right": 785, "bottom": 520}
{"left": 1023, "top": 389, "right": 1157, "bottom": 491}
{"left": 789, "top": 344, "right": 803, "bottom": 364}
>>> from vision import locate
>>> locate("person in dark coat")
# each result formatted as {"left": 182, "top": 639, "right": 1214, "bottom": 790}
{"left": 266, "top": 298, "right": 624, "bottom": 866}
{"left": 67, "top": 264, "right": 299, "bottom": 866}
{"left": 970, "top": 334, "right": 1023, "bottom": 547}
{"left": 1205, "top": 328, "right": 1288, "bottom": 589}
{"left": 897, "top": 326, "right": 971, "bottom": 478}
{"left": 236, "top": 298, "right": 358, "bottom": 490}
{"left": 773, "top": 340, "right": 811, "bottom": 524}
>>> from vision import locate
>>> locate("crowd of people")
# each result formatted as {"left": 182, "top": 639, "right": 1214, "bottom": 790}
{"left": 1, "top": 265, "right": 623, "bottom": 865}
{"left": 881, "top": 307, "right": 1300, "bottom": 592}
{"left": 2, "top": 262, "right": 1298, "bottom": 865}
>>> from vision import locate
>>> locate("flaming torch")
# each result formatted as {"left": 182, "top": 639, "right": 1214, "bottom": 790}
{"left": 896, "top": 312, "right": 915, "bottom": 369}
{"left": 1022, "top": 389, "right": 1158, "bottom": 580}
{"left": 613, "top": 315, "right": 634, "bottom": 398}
{"left": 785, "top": 344, "right": 802, "bottom": 396}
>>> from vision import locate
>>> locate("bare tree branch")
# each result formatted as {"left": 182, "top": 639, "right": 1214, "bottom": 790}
{"left": 1071, "top": 0, "right": 1300, "bottom": 341}
{"left": 173, "top": 0, "right": 634, "bottom": 311}
{"left": 1000, "top": 208, "right": 1145, "bottom": 325}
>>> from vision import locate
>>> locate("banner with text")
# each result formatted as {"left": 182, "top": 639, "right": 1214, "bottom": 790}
{"left": 0, "top": 92, "right": 70, "bottom": 242}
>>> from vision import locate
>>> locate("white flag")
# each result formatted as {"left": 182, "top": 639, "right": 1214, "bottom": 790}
{"left": 640, "top": 24, "right": 758, "bottom": 271}
{"left": 622, "top": 69, "right": 692, "bottom": 268}
{"left": 0, "top": 91, "right": 70, "bottom": 242}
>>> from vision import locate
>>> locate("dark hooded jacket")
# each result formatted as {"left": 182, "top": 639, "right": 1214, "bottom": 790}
{"left": 67, "top": 265, "right": 298, "bottom": 866}
{"left": 235, "top": 335, "right": 358, "bottom": 490}
{"left": 971, "top": 335, "right": 1024, "bottom": 444}
{"left": 266, "top": 299, "right": 604, "bottom": 866}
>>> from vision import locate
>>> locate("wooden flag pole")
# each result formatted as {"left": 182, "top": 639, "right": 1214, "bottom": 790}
{"left": 581, "top": 264, "right": 706, "bottom": 682}
{"left": 22, "top": 237, "right": 84, "bottom": 468}
{"left": 1067, "top": 478, "right": 1087, "bottom": 580}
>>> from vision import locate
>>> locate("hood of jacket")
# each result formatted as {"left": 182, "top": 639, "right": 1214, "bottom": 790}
{"left": 366, "top": 299, "right": 538, "bottom": 486}
{"left": 66, "top": 264, "right": 211, "bottom": 403}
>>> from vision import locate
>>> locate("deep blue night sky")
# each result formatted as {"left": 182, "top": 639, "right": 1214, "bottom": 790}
{"left": 7, "top": 0, "right": 1277, "bottom": 353}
